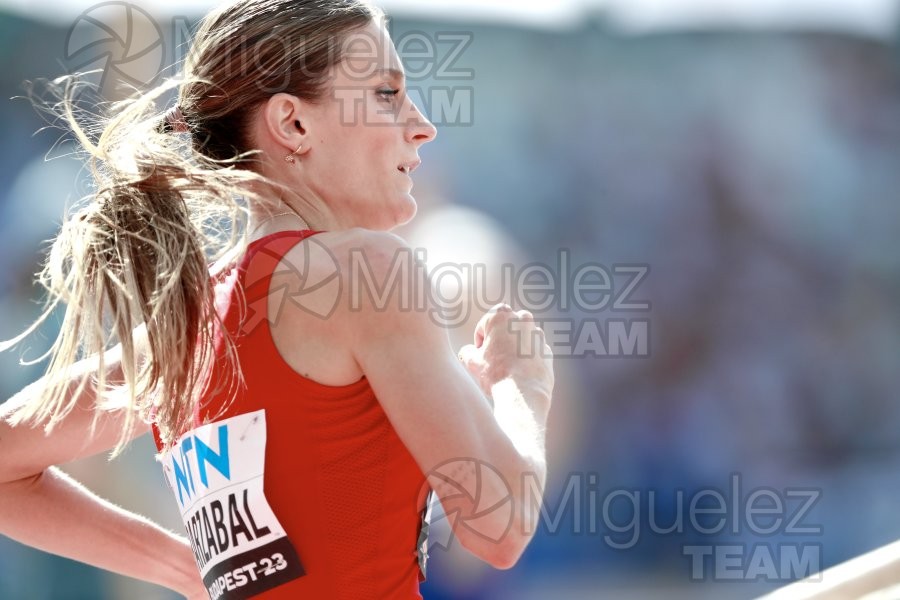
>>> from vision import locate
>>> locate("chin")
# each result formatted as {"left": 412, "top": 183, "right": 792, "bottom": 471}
{"left": 389, "top": 195, "right": 418, "bottom": 229}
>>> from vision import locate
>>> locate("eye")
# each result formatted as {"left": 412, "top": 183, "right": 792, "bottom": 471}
{"left": 377, "top": 88, "right": 400, "bottom": 101}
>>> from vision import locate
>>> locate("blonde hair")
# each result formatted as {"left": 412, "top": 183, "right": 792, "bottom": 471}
{"left": 2, "top": 0, "right": 383, "bottom": 453}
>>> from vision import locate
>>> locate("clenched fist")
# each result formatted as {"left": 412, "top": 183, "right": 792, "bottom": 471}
{"left": 458, "top": 304, "right": 554, "bottom": 408}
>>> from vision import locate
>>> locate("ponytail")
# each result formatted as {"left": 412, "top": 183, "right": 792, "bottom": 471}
{"left": 2, "top": 75, "right": 265, "bottom": 453}
{"left": 3, "top": 0, "right": 383, "bottom": 454}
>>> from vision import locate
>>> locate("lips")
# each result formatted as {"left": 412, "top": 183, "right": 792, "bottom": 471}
{"left": 398, "top": 160, "right": 421, "bottom": 174}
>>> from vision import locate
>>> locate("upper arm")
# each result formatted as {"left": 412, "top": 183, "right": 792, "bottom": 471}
{"left": 334, "top": 232, "right": 525, "bottom": 525}
{"left": 339, "top": 232, "right": 500, "bottom": 467}
{"left": 0, "top": 339, "right": 150, "bottom": 484}
{"left": 274, "top": 229, "right": 534, "bottom": 566}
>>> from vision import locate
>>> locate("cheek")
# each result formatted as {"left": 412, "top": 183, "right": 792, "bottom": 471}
{"left": 360, "top": 139, "right": 397, "bottom": 187}
{"left": 322, "top": 141, "right": 370, "bottom": 189}
{"left": 317, "top": 122, "right": 400, "bottom": 206}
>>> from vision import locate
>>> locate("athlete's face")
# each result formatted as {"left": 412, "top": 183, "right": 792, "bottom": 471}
{"left": 301, "top": 21, "right": 437, "bottom": 231}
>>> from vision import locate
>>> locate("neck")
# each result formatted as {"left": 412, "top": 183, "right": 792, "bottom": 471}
{"left": 248, "top": 207, "right": 312, "bottom": 241}
{"left": 248, "top": 179, "right": 345, "bottom": 238}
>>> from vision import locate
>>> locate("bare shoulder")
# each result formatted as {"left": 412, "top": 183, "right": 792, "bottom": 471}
{"left": 333, "top": 229, "right": 427, "bottom": 318}
{"left": 280, "top": 227, "right": 410, "bottom": 273}
{"left": 277, "top": 227, "right": 442, "bottom": 348}
{"left": 279, "top": 228, "right": 423, "bottom": 316}
{"left": 268, "top": 228, "right": 426, "bottom": 383}
{"left": 312, "top": 227, "right": 412, "bottom": 268}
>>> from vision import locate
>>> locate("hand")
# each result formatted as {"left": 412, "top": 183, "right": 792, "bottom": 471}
{"left": 458, "top": 304, "right": 554, "bottom": 406}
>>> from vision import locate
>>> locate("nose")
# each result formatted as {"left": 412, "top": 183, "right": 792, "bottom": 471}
{"left": 404, "top": 99, "right": 437, "bottom": 146}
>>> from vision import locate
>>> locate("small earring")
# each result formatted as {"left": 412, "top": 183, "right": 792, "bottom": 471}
{"left": 284, "top": 144, "right": 303, "bottom": 164}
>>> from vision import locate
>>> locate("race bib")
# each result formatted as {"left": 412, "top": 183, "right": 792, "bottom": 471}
{"left": 159, "top": 410, "right": 304, "bottom": 599}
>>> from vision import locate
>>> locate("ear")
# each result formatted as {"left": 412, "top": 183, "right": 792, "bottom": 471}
{"left": 261, "top": 92, "right": 308, "bottom": 154}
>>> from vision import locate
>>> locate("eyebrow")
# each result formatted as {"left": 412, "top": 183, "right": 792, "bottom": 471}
{"left": 376, "top": 68, "right": 406, "bottom": 81}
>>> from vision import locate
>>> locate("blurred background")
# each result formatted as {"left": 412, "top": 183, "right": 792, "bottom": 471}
{"left": 2, "top": 0, "right": 900, "bottom": 598}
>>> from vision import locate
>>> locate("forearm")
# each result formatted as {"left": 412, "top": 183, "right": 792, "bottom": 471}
{"left": 0, "top": 466, "right": 198, "bottom": 596}
{"left": 489, "top": 377, "right": 549, "bottom": 475}
{"left": 488, "top": 377, "right": 550, "bottom": 546}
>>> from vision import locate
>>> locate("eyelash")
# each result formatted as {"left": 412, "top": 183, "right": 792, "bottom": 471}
{"left": 377, "top": 88, "right": 400, "bottom": 101}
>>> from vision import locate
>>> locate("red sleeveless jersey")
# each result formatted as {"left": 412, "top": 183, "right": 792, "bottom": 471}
{"left": 152, "top": 230, "right": 431, "bottom": 600}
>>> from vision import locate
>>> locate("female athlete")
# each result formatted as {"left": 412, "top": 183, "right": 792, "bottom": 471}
{"left": 0, "top": 1, "right": 554, "bottom": 598}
